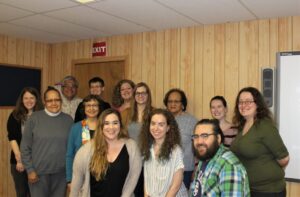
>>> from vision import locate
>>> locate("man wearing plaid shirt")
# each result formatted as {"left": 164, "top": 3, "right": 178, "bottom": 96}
{"left": 190, "top": 119, "right": 250, "bottom": 197}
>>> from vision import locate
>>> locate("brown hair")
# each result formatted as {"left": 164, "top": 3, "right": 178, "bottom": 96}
{"left": 89, "top": 108, "right": 128, "bottom": 181}
{"left": 13, "top": 87, "right": 43, "bottom": 123}
{"left": 111, "top": 79, "right": 135, "bottom": 108}
{"left": 139, "top": 108, "right": 181, "bottom": 162}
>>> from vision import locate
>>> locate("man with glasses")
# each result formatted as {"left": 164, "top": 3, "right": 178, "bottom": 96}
{"left": 55, "top": 76, "right": 82, "bottom": 119}
{"left": 190, "top": 119, "right": 250, "bottom": 197}
{"left": 163, "top": 88, "right": 198, "bottom": 189}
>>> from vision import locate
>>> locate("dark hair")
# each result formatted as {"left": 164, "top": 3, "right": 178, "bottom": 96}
{"left": 163, "top": 88, "right": 187, "bottom": 111}
{"left": 89, "top": 77, "right": 105, "bottom": 87}
{"left": 194, "top": 119, "right": 224, "bottom": 143}
{"left": 139, "top": 109, "right": 181, "bottom": 162}
{"left": 210, "top": 96, "right": 227, "bottom": 108}
{"left": 61, "top": 75, "right": 79, "bottom": 88}
{"left": 13, "top": 87, "right": 44, "bottom": 123}
{"left": 112, "top": 79, "right": 135, "bottom": 108}
{"left": 44, "top": 86, "right": 61, "bottom": 101}
{"left": 232, "top": 87, "right": 273, "bottom": 130}
{"left": 82, "top": 95, "right": 102, "bottom": 118}
{"left": 131, "top": 82, "right": 153, "bottom": 122}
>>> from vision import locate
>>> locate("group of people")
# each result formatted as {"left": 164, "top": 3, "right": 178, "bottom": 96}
{"left": 7, "top": 75, "right": 289, "bottom": 197}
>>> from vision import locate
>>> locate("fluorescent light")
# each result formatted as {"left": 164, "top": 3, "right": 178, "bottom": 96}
{"left": 75, "top": 0, "right": 96, "bottom": 4}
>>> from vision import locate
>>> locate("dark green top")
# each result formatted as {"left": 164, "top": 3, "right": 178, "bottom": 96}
{"left": 230, "top": 118, "right": 288, "bottom": 193}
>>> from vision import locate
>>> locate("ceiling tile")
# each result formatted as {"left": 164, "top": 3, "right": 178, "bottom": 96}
{"left": 88, "top": 0, "right": 199, "bottom": 30}
{"left": 0, "top": 23, "right": 74, "bottom": 43}
{"left": 0, "top": 0, "right": 78, "bottom": 12}
{"left": 45, "top": 6, "right": 150, "bottom": 35}
{"left": 240, "top": 0, "right": 300, "bottom": 18}
{"left": 0, "top": 3, "right": 33, "bottom": 22}
{"left": 156, "top": 0, "right": 256, "bottom": 24}
{"left": 10, "top": 15, "right": 105, "bottom": 40}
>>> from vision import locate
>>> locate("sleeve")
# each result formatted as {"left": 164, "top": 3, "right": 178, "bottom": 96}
{"left": 121, "top": 139, "right": 142, "bottom": 197}
{"left": 66, "top": 124, "right": 78, "bottom": 182}
{"left": 70, "top": 144, "right": 88, "bottom": 197}
{"left": 261, "top": 121, "right": 289, "bottom": 159}
{"left": 219, "top": 163, "right": 250, "bottom": 197}
{"left": 7, "top": 113, "right": 19, "bottom": 141}
{"left": 74, "top": 102, "right": 85, "bottom": 123}
{"left": 173, "top": 146, "right": 185, "bottom": 172}
{"left": 20, "top": 116, "right": 35, "bottom": 173}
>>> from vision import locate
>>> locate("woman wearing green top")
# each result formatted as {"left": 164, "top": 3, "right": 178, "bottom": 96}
{"left": 230, "top": 87, "right": 289, "bottom": 197}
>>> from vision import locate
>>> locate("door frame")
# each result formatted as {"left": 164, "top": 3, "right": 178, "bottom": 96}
{"left": 71, "top": 55, "right": 129, "bottom": 75}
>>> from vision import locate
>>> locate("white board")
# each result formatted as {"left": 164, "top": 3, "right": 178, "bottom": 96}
{"left": 276, "top": 51, "right": 300, "bottom": 181}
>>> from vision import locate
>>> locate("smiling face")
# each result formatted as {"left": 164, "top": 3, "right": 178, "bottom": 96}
{"left": 150, "top": 114, "right": 169, "bottom": 144}
{"left": 44, "top": 90, "right": 62, "bottom": 113}
{"left": 22, "top": 91, "right": 37, "bottom": 112}
{"left": 120, "top": 82, "right": 133, "bottom": 101}
{"left": 135, "top": 86, "right": 148, "bottom": 105}
{"left": 103, "top": 113, "right": 121, "bottom": 142}
{"left": 62, "top": 79, "right": 77, "bottom": 100}
{"left": 193, "top": 124, "right": 220, "bottom": 161}
{"left": 89, "top": 82, "right": 104, "bottom": 96}
{"left": 238, "top": 91, "right": 257, "bottom": 120}
{"left": 210, "top": 99, "right": 227, "bottom": 120}
{"left": 84, "top": 99, "right": 99, "bottom": 119}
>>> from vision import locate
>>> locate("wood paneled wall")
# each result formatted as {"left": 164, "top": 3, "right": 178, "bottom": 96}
{"left": 1, "top": 16, "right": 300, "bottom": 196}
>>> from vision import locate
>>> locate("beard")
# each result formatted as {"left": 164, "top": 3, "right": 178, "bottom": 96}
{"left": 193, "top": 139, "right": 219, "bottom": 161}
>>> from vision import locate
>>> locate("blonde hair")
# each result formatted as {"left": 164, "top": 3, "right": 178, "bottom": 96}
{"left": 89, "top": 108, "right": 128, "bottom": 181}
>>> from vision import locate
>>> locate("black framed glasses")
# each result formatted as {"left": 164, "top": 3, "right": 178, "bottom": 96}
{"left": 191, "top": 133, "right": 216, "bottom": 140}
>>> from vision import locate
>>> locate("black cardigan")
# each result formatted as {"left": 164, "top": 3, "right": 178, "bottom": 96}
{"left": 7, "top": 112, "right": 22, "bottom": 164}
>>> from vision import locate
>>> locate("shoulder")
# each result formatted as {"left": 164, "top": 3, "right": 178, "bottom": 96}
{"left": 125, "top": 138, "right": 139, "bottom": 150}
{"left": 217, "top": 146, "right": 243, "bottom": 167}
{"left": 77, "top": 141, "right": 93, "bottom": 157}
{"left": 255, "top": 118, "right": 278, "bottom": 134}
{"left": 177, "top": 113, "right": 197, "bottom": 123}
{"left": 60, "top": 112, "right": 74, "bottom": 122}
{"left": 7, "top": 112, "right": 17, "bottom": 123}
{"left": 71, "top": 121, "right": 83, "bottom": 131}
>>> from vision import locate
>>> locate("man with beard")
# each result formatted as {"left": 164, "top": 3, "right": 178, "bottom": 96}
{"left": 190, "top": 119, "right": 250, "bottom": 197}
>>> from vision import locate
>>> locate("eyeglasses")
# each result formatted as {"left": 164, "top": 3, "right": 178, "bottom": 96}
{"left": 238, "top": 100, "right": 255, "bottom": 106}
{"left": 45, "top": 99, "right": 61, "bottom": 103}
{"left": 62, "top": 85, "right": 77, "bottom": 89}
{"left": 167, "top": 100, "right": 181, "bottom": 104}
{"left": 135, "top": 91, "right": 148, "bottom": 97}
{"left": 191, "top": 133, "right": 216, "bottom": 140}
{"left": 85, "top": 104, "right": 99, "bottom": 108}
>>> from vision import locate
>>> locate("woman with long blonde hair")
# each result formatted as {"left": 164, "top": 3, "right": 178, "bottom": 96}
{"left": 70, "top": 108, "right": 142, "bottom": 197}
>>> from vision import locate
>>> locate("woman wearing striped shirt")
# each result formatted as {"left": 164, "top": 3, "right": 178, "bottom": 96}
{"left": 139, "top": 109, "right": 188, "bottom": 197}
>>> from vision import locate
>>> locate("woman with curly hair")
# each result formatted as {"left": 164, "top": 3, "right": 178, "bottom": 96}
{"left": 70, "top": 108, "right": 142, "bottom": 197}
{"left": 230, "top": 87, "right": 289, "bottom": 197}
{"left": 140, "top": 109, "right": 188, "bottom": 197}
{"left": 7, "top": 87, "right": 43, "bottom": 197}
{"left": 111, "top": 79, "right": 135, "bottom": 128}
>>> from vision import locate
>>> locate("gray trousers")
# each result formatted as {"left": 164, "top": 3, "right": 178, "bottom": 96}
{"left": 29, "top": 171, "right": 66, "bottom": 197}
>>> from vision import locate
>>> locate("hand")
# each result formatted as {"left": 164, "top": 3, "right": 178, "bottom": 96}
{"left": 16, "top": 162, "right": 24, "bottom": 172}
{"left": 67, "top": 183, "right": 71, "bottom": 193}
{"left": 28, "top": 171, "right": 39, "bottom": 184}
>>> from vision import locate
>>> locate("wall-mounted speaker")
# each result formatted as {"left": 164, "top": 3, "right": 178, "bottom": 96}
{"left": 262, "top": 68, "right": 274, "bottom": 108}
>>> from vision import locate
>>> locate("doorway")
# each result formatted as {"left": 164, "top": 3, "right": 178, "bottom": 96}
{"left": 72, "top": 56, "right": 127, "bottom": 104}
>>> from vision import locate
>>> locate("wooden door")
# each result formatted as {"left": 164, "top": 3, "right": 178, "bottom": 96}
{"left": 72, "top": 57, "right": 127, "bottom": 104}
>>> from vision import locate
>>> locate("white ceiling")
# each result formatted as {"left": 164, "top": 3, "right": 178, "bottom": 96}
{"left": 0, "top": 0, "right": 299, "bottom": 43}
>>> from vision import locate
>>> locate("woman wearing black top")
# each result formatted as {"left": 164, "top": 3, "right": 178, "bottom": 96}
{"left": 7, "top": 87, "right": 43, "bottom": 197}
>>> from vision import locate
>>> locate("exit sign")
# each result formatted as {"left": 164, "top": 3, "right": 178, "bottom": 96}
{"left": 92, "top": 42, "right": 106, "bottom": 57}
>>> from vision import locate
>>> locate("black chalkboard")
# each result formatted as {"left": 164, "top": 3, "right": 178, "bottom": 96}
{"left": 0, "top": 64, "right": 41, "bottom": 107}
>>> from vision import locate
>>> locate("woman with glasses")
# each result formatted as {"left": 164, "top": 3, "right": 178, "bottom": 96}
{"left": 140, "top": 109, "right": 188, "bottom": 197}
{"left": 7, "top": 87, "right": 43, "bottom": 197}
{"left": 70, "top": 109, "right": 142, "bottom": 197}
{"left": 21, "top": 86, "right": 73, "bottom": 197}
{"left": 230, "top": 87, "right": 289, "bottom": 197}
{"left": 210, "top": 96, "right": 237, "bottom": 147}
{"left": 127, "top": 82, "right": 154, "bottom": 196}
{"left": 66, "top": 95, "right": 101, "bottom": 189}
{"left": 163, "top": 88, "right": 197, "bottom": 189}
